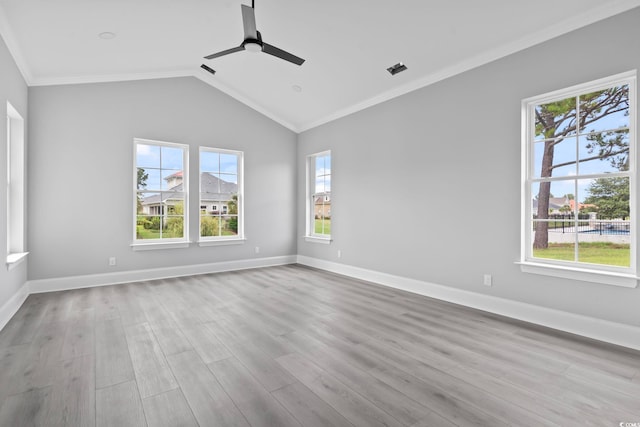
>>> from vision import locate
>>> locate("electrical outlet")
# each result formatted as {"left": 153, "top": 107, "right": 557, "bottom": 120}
{"left": 109, "top": 257, "right": 116, "bottom": 266}
{"left": 337, "top": 250, "right": 342, "bottom": 258}
{"left": 255, "top": 246, "right": 260, "bottom": 254}
{"left": 483, "top": 274, "right": 492, "bottom": 286}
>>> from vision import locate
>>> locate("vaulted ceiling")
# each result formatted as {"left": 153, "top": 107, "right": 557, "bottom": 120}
{"left": 1, "top": 0, "right": 639, "bottom": 132}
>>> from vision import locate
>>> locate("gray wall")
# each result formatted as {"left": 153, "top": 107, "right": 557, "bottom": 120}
{"left": 28, "top": 77, "right": 297, "bottom": 281}
{"left": 297, "top": 8, "right": 640, "bottom": 327}
{"left": 5, "top": 7, "right": 640, "bottom": 329}
{"left": 0, "top": 35, "right": 28, "bottom": 308}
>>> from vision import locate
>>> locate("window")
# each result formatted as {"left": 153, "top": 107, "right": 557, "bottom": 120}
{"left": 134, "top": 138, "right": 188, "bottom": 247}
{"left": 306, "top": 151, "right": 331, "bottom": 241}
{"left": 521, "top": 71, "right": 637, "bottom": 287}
{"left": 6, "top": 102, "right": 27, "bottom": 267}
{"left": 199, "top": 147, "right": 243, "bottom": 242}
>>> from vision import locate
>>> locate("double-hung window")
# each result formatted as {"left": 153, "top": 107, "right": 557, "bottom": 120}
{"left": 521, "top": 71, "right": 637, "bottom": 287}
{"left": 306, "top": 151, "right": 331, "bottom": 242}
{"left": 199, "top": 147, "right": 243, "bottom": 244}
{"left": 134, "top": 138, "right": 189, "bottom": 248}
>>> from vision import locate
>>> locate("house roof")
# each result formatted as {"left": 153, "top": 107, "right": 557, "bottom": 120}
{"left": 141, "top": 172, "right": 237, "bottom": 205}
{"left": 532, "top": 196, "right": 598, "bottom": 212}
{"left": 532, "top": 196, "right": 569, "bottom": 211}
{"left": 314, "top": 195, "right": 331, "bottom": 204}
{"left": 570, "top": 199, "right": 596, "bottom": 211}
{"left": 165, "top": 171, "right": 183, "bottom": 179}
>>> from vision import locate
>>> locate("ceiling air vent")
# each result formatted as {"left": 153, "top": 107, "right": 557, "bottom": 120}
{"left": 200, "top": 64, "right": 216, "bottom": 75}
{"left": 387, "top": 62, "right": 407, "bottom": 76}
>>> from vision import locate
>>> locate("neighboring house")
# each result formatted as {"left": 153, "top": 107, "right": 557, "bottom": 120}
{"left": 532, "top": 196, "right": 571, "bottom": 215}
{"left": 569, "top": 199, "right": 596, "bottom": 212}
{"left": 314, "top": 195, "right": 331, "bottom": 218}
{"left": 141, "top": 171, "right": 237, "bottom": 216}
{"left": 531, "top": 196, "right": 598, "bottom": 215}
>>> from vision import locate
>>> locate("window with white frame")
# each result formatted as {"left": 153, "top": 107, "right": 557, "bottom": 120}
{"left": 307, "top": 151, "right": 331, "bottom": 239}
{"left": 521, "top": 71, "right": 637, "bottom": 286}
{"left": 134, "top": 139, "right": 188, "bottom": 244}
{"left": 199, "top": 147, "right": 243, "bottom": 241}
{"left": 6, "top": 102, "right": 26, "bottom": 266}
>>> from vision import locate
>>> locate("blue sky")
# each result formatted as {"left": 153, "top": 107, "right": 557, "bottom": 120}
{"left": 136, "top": 144, "right": 240, "bottom": 190}
{"left": 136, "top": 143, "right": 183, "bottom": 190}
{"left": 532, "top": 89, "right": 629, "bottom": 203}
{"left": 200, "top": 151, "right": 239, "bottom": 185}
{"left": 315, "top": 154, "right": 331, "bottom": 193}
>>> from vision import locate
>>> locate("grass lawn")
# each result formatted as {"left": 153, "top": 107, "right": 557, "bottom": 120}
{"left": 138, "top": 225, "right": 236, "bottom": 239}
{"left": 533, "top": 242, "right": 630, "bottom": 267}
{"left": 315, "top": 219, "right": 331, "bottom": 235}
{"left": 136, "top": 226, "right": 182, "bottom": 240}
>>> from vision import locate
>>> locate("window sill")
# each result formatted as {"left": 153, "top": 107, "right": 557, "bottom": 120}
{"left": 6, "top": 252, "right": 29, "bottom": 270}
{"left": 305, "top": 236, "right": 332, "bottom": 245}
{"left": 131, "top": 241, "right": 191, "bottom": 251}
{"left": 516, "top": 261, "right": 638, "bottom": 288}
{"left": 198, "top": 238, "right": 246, "bottom": 247}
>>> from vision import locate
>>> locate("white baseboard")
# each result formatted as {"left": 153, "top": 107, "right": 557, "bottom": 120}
{"left": 297, "top": 255, "right": 640, "bottom": 352}
{"left": 11, "top": 253, "right": 640, "bottom": 351}
{"left": 0, "top": 282, "right": 29, "bottom": 332}
{"left": 28, "top": 255, "right": 297, "bottom": 294}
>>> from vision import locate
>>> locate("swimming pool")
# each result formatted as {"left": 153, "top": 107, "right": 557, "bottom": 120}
{"left": 580, "top": 228, "right": 630, "bottom": 235}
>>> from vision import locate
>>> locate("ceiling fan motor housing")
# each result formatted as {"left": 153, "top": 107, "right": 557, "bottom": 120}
{"left": 204, "top": 3, "right": 304, "bottom": 65}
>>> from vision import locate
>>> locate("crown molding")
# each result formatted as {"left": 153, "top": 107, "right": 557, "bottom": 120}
{"left": 27, "top": 67, "right": 300, "bottom": 132}
{"left": 27, "top": 68, "right": 193, "bottom": 87}
{"left": 193, "top": 71, "right": 300, "bottom": 132}
{"left": 2, "top": 0, "right": 640, "bottom": 134}
{"left": 296, "top": 0, "right": 640, "bottom": 132}
{"left": 0, "top": 3, "right": 33, "bottom": 84}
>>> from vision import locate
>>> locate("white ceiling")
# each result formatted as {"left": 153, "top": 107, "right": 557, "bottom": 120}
{"left": 1, "top": 0, "right": 639, "bottom": 132}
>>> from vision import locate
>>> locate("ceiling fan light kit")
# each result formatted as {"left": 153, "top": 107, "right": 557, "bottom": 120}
{"left": 244, "top": 41, "right": 262, "bottom": 53}
{"left": 204, "top": 0, "right": 305, "bottom": 66}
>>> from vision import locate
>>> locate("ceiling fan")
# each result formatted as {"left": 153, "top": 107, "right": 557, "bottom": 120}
{"left": 204, "top": 0, "right": 305, "bottom": 66}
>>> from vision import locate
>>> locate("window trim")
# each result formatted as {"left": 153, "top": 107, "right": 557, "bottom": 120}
{"left": 6, "top": 102, "right": 27, "bottom": 267}
{"left": 519, "top": 70, "right": 638, "bottom": 287}
{"left": 197, "top": 146, "right": 244, "bottom": 244}
{"left": 132, "top": 138, "right": 190, "bottom": 249}
{"left": 306, "top": 150, "right": 332, "bottom": 243}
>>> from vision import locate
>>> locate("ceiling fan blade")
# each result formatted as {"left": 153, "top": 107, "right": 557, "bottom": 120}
{"left": 262, "top": 43, "right": 305, "bottom": 65}
{"left": 241, "top": 4, "right": 258, "bottom": 40}
{"left": 204, "top": 45, "right": 245, "bottom": 60}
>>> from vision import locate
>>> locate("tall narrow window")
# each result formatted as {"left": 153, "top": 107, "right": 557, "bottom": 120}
{"left": 521, "top": 72, "right": 636, "bottom": 287}
{"left": 307, "top": 151, "right": 331, "bottom": 241}
{"left": 134, "top": 138, "right": 188, "bottom": 246}
{"left": 199, "top": 147, "right": 243, "bottom": 243}
{"left": 6, "top": 102, "right": 26, "bottom": 266}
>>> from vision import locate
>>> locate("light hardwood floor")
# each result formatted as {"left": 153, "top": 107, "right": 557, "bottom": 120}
{"left": 0, "top": 264, "right": 639, "bottom": 426}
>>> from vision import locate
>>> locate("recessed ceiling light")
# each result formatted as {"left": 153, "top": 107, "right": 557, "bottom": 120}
{"left": 292, "top": 85, "right": 302, "bottom": 93}
{"left": 387, "top": 62, "right": 407, "bottom": 76}
{"left": 98, "top": 32, "right": 116, "bottom": 40}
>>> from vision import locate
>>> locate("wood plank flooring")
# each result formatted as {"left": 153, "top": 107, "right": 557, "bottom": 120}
{"left": 1, "top": 264, "right": 639, "bottom": 426}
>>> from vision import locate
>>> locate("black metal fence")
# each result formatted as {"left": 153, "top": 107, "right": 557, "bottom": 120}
{"left": 540, "top": 218, "right": 630, "bottom": 234}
